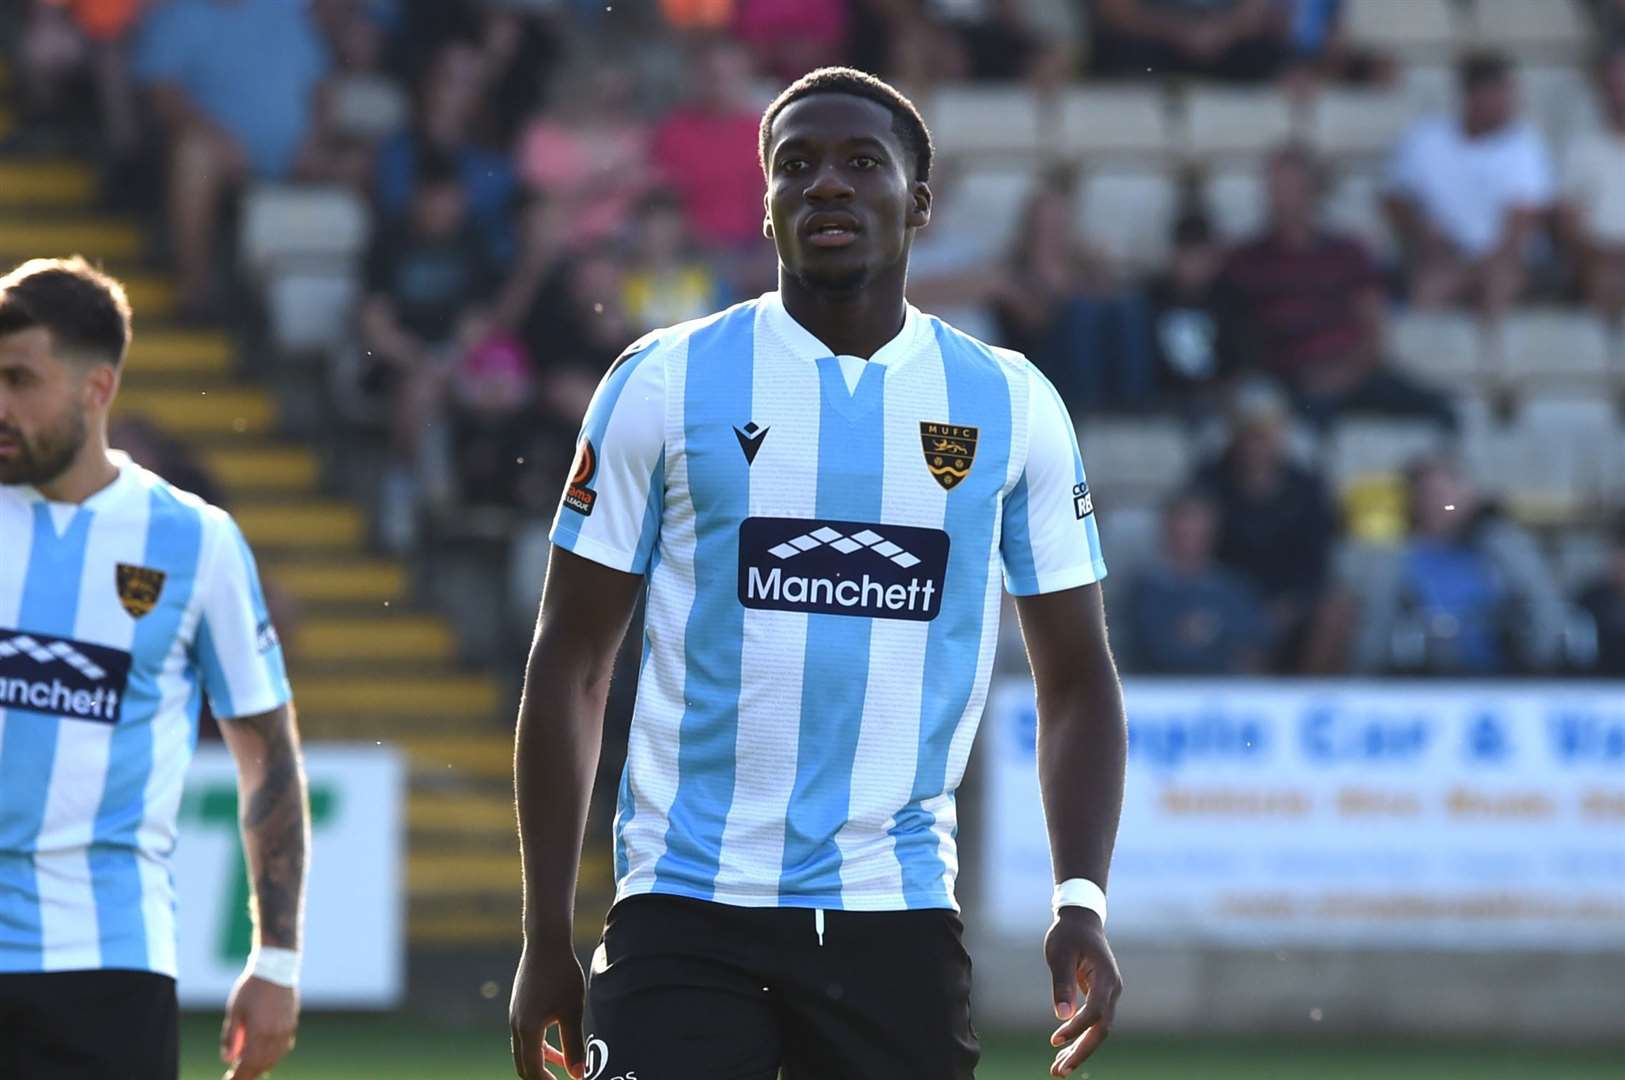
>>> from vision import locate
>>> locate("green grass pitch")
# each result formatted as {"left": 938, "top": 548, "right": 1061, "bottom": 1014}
{"left": 180, "top": 1014, "right": 1623, "bottom": 1079}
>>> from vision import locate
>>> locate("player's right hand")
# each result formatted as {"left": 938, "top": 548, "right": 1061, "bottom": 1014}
{"left": 509, "top": 940, "right": 586, "bottom": 1079}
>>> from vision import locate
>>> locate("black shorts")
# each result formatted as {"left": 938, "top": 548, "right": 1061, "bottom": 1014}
{"left": 587, "top": 894, "right": 979, "bottom": 1080}
{"left": 0, "top": 969, "right": 178, "bottom": 1080}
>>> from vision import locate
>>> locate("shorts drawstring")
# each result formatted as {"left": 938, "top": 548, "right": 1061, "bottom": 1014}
{"left": 814, "top": 908, "right": 825, "bottom": 947}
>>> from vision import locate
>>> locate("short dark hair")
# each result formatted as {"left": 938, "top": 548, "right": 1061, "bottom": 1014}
{"left": 0, "top": 257, "right": 131, "bottom": 367}
{"left": 1459, "top": 49, "right": 1512, "bottom": 91}
{"left": 759, "top": 66, "right": 934, "bottom": 182}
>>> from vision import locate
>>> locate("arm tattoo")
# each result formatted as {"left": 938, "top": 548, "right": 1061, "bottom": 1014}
{"left": 235, "top": 708, "right": 310, "bottom": 951}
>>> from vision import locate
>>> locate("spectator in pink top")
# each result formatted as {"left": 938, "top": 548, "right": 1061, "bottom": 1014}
{"left": 516, "top": 63, "right": 655, "bottom": 251}
{"left": 653, "top": 38, "right": 766, "bottom": 255}
{"left": 733, "top": 0, "right": 848, "bottom": 84}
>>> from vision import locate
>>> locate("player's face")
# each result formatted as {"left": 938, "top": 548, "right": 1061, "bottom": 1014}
{"left": 0, "top": 327, "right": 94, "bottom": 487}
{"left": 764, "top": 94, "right": 930, "bottom": 294}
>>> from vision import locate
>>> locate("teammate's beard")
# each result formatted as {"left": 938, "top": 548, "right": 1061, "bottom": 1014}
{"left": 0, "top": 407, "right": 87, "bottom": 487}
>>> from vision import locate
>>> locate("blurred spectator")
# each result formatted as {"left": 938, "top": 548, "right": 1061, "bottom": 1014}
{"left": 1559, "top": 47, "right": 1625, "bottom": 320}
{"left": 301, "top": 0, "right": 406, "bottom": 190}
{"left": 662, "top": 0, "right": 734, "bottom": 32}
{"left": 376, "top": 39, "right": 517, "bottom": 265}
{"left": 1089, "top": 0, "right": 1290, "bottom": 82}
{"left": 1145, "top": 211, "right": 1228, "bottom": 412}
{"left": 359, "top": 150, "right": 502, "bottom": 550}
{"left": 1278, "top": 0, "right": 1390, "bottom": 85}
{"left": 653, "top": 38, "right": 766, "bottom": 256}
{"left": 16, "top": 0, "right": 142, "bottom": 157}
{"left": 1192, "top": 379, "right": 1350, "bottom": 672}
{"left": 109, "top": 413, "right": 227, "bottom": 509}
{"left": 734, "top": 0, "right": 850, "bottom": 84}
{"left": 1221, "top": 145, "right": 1455, "bottom": 429}
{"left": 1383, "top": 52, "right": 1555, "bottom": 317}
{"left": 1353, "top": 456, "right": 1568, "bottom": 674}
{"left": 992, "top": 170, "right": 1153, "bottom": 412}
{"left": 932, "top": 0, "right": 1072, "bottom": 85}
{"left": 516, "top": 64, "right": 656, "bottom": 252}
{"left": 1577, "top": 515, "right": 1625, "bottom": 675}
{"left": 134, "top": 0, "right": 339, "bottom": 318}
{"left": 622, "top": 192, "right": 725, "bottom": 333}
{"left": 1121, "top": 489, "right": 1272, "bottom": 674}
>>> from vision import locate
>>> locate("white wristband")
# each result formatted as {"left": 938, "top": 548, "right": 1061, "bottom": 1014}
{"left": 248, "top": 945, "right": 301, "bottom": 988}
{"left": 1052, "top": 878, "right": 1108, "bottom": 925}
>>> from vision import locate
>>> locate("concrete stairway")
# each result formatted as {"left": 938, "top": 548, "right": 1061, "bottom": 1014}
{"left": 0, "top": 148, "right": 556, "bottom": 950}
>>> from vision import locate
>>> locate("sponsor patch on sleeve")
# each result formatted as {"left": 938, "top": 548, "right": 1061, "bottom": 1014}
{"left": 1073, "top": 482, "right": 1094, "bottom": 520}
{"left": 564, "top": 438, "right": 598, "bottom": 516}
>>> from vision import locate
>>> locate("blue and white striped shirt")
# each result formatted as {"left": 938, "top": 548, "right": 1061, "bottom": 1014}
{"left": 0, "top": 453, "right": 290, "bottom": 975}
{"left": 552, "top": 293, "right": 1106, "bottom": 912}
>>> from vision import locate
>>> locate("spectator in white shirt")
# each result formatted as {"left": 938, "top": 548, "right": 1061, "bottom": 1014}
{"left": 1559, "top": 47, "right": 1625, "bottom": 319}
{"left": 1384, "top": 51, "right": 1554, "bottom": 317}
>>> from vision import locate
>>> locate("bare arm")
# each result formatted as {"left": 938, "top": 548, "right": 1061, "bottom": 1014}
{"left": 1491, "top": 206, "right": 1544, "bottom": 266}
{"left": 218, "top": 703, "right": 309, "bottom": 951}
{"left": 1014, "top": 583, "right": 1127, "bottom": 1078}
{"left": 216, "top": 703, "right": 308, "bottom": 1080}
{"left": 510, "top": 547, "right": 645, "bottom": 1080}
{"left": 359, "top": 295, "right": 430, "bottom": 369}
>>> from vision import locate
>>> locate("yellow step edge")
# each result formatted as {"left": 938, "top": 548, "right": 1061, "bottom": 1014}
{"left": 298, "top": 615, "right": 455, "bottom": 661}
{"left": 407, "top": 911, "right": 521, "bottom": 947}
{"left": 234, "top": 503, "right": 364, "bottom": 548}
{"left": 295, "top": 674, "right": 500, "bottom": 719}
{"left": 200, "top": 447, "right": 319, "bottom": 491}
{"left": 408, "top": 792, "right": 517, "bottom": 833}
{"left": 0, "top": 218, "right": 142, "bottom": 260}
{"left": 0, "top": 162, "right": 96, "bottom": 207}
{"left": 121, "top": 276, "right": 178, "bottom": 319}
{"left": 115, "top": 387, "right": 275, "bottom": 435}
{"left": 264, "top": 560, "right": 404, "bottom": 603}
{"left": 407, "top": 850, "right": 608, "bottom": 897}
{"left": 408, "top": 851, "right": 524, "bottom": 895}
{"left": 401, "top": 734, "right": 513, "bottom": 778}
{"left": 127, "top": 330, "right": 230, "bottom": 373}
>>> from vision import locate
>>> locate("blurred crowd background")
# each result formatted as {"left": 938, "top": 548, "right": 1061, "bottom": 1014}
{"left": 6, "top": 1, "right": 1625, "bottom": 1059}
{"left": 10, "top": 0, "right": 1625, "bottom": 686}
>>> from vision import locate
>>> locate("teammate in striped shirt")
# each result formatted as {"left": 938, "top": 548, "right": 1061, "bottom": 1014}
{"left": 511, "top": 69, "right": 1127, "bottom": 1080}
{"left": 0, "top": 258, "right": 309, "bottom": 1080}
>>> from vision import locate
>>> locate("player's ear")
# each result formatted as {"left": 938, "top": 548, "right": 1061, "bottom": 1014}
{"left": 908, "top": 180, "right": 932, "bottom": 230}
{"left": 81, "top": 361, "right": 119, "bottom": 412}
{"left": 762, "top": 190, "right": 774, "bottom": 240}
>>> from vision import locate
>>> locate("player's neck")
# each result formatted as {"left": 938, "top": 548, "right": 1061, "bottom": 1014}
{"left": 35, "top": 433, "right": 119, "bottom": 505}
{"left": 779, "top": 274, "right": 908, "bottom": 360}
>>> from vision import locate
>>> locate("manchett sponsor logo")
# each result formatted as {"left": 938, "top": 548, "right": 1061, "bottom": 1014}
{"left": 738, "top": 517, "right": 950, "bottom": 621}
{"left": 0, "top": 630, "right": 132, "bottom": 724}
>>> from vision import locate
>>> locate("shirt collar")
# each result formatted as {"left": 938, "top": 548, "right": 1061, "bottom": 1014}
{"left": 10, "top": 450, "right": 137, "bottom": 510}
{"left": 759, "top": 290, "right": 927, "bottom": 368}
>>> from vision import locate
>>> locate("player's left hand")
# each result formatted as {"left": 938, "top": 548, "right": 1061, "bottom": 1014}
{"left": 1043, "top": 907, "right": 1123, "bottom": 1078}
{"left": 220, "top": 972, "right": 299, "bottom": 1080}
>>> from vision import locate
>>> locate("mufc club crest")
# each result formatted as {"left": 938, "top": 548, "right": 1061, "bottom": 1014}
{"left": 115, "top": 563, "right": 166, "bottom": 619}
{"left": 919, "top": 422, "right": 978, "bottom": 491}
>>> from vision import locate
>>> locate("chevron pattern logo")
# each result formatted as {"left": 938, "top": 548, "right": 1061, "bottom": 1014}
{"left": 766, "top": 526, "right": 923, "bottom": 569}
{"left": 0, "top": 634, "right": 108, "bottom": 679}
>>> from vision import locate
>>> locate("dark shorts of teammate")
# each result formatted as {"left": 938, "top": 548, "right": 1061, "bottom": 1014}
{"left": 0, "top": 969, "right": 178, "bottom": 1080}
{"left": 588, "top": 893, "right": 979, "bottom": 1080}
